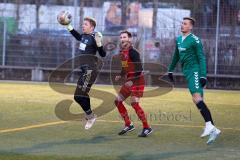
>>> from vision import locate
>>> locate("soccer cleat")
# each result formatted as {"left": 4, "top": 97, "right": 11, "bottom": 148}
{"left": 85, "top": 114, "right": 97, "bottom": 130}
{"left": 207, "top": 128, "right": 221, "bottom": 145}
{"left": 118, "top": 124, "right": 135, "bottom": 135}
{"left": 200, "top": 125, "right": 215, "bottom": 138}
{"left": 138, "top": 128, "right": 153, "bottom": 137}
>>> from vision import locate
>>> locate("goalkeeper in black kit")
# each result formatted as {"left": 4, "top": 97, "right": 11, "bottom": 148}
{"left": 58, "top": 13, "right": 106, "bottom": 129}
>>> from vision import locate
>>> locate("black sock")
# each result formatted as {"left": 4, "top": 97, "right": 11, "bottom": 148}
{"left": 196, "top": 101, "right": 214, "bottom": 125}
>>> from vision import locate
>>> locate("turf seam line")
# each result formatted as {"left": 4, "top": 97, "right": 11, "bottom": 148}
{"left": 0, "top": 119, "right": 239, "bottom": 134}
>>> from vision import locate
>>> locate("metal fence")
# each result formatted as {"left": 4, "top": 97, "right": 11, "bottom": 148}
{"left": 0, "top": 0, "right": 240, "bottom": 89}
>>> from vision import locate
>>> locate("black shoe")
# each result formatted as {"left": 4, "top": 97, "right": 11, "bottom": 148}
{"left": 118, "top": 124, "right": 135, "bottom": 135}
{"left": 138, "top": 128, "right": 153, "bottom": 137}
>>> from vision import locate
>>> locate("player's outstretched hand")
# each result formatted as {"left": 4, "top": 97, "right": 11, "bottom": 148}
{"left": 168, "top": 72, "right": 174, "bottom": 83}
{"left": 95, "top": 32, "right": 103, "bottom": 47}
{"left": 200, "top": 77, "right": 207, "bottom": 87}
{"left": 65, "top": 24, "right": 73, "bottom": 31}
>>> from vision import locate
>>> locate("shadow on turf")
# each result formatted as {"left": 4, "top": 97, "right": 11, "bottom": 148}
{"left": 7, "top": 134, "right": 218, "bottom": 159}
{"left": 11, "top": 135, "right": 132, "bottom": 154}
{"left": 117, "top": 149, "right": 209, "bottom": 160}
{"left": 0, "top": 149, "right": 210, "bottom": 160}
{"left": 0, "top": 151, "right": 116, "bottom": 160}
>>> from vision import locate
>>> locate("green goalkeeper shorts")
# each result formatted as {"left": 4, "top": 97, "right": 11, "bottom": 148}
{"left": 183, "top": 68, "right": 203, "bottom": 96}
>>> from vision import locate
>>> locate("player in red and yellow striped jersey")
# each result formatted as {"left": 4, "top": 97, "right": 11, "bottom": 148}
{"left": 114, "top": 30, "right": 152, "bottom": 137}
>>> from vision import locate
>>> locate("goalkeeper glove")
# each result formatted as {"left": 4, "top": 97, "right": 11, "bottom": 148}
{"left": 65, "top": 24, "right": 73, "bottom": 31}
{"left": 200, "top": 77, "right": 207, "bottom": 87}
{"left": 168, "top": 72, "right": 174, "bottom": 83}
{"left": 95, "top": 32, "right": 103, "bottom": 47}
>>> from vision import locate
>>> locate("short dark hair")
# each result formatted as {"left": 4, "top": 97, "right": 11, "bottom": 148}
{"left": 84, "top": 17, "right": 96, "bottom": 28}
{"left": 183, "top": 17, "right": 196, "bottom": 26}
{"left": 120, "top": 30, "right": 132, "bottom": 38}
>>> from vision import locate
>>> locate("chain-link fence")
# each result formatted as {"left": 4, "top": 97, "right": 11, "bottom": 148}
{"left": 0, "top": 0, "right": 239, "bottom": 89}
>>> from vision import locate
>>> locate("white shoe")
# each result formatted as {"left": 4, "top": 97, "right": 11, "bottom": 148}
{"left": 85, "top": 114, "right": 97, "bottom": 130}
{"left": 207, "top": 128, "right": 221, "bottom": 145}
{"left": 200, "top": 125, "right": 215, "bottom": 138}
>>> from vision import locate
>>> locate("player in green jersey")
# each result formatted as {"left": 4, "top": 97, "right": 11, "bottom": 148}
{"left": 168, "top": 17, "right": 221, "bottom": 144}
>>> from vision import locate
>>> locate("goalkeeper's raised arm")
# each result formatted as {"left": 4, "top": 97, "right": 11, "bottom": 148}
{"left": 57, "top": 12, "right": 106, "bottom": 57}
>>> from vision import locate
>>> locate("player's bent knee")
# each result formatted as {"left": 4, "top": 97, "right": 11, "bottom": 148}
{"left": 116, "top": 94, "right": 125, "bottom": 101}
{"left": 192, "top": 93, "right": 202, "bottom": 104}
{"left": 130, "top": 96, "right": 140, "bottom": 104}
{"left": 192, "top": 97, "right": 197, "bottom": 104}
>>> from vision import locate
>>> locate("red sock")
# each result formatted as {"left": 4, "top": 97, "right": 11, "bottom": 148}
{"left": 115, "top": 100, "right": 131, "bottom": 126}
{"left": 131, "top": 102, "right": 150, "bottom": 128}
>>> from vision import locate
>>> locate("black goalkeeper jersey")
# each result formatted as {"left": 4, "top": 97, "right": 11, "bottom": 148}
{"left": 68, "top": 29, "right": 106, "bottom": 70}
{"left": 69, "top": 29, "right": 106, "bottom": 57}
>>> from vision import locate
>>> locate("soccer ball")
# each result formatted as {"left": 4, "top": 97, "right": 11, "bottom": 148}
{"left": 57, "top": 11, "right": 72, "bottom": 25}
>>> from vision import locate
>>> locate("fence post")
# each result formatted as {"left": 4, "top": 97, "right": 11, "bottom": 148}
{"left": 70, "top": 0, "right": 78, "bottom": 82}
{"left": 214, "top": 0, "right": 220, "bottom": 87}
{"left": 142, "top": 27, "right": 146, "bottom": 71}
{"left": 2, "top": 17, "right": 6, "bottom": 66}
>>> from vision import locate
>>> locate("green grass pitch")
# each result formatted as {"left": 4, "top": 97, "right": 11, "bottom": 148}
{"left": 0, "top": 81, "right": 240, "bottom": 160}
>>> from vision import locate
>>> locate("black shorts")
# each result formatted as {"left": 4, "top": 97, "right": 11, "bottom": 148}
{"left": 74, "top": 64, "right": 98, "bottom": 96}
